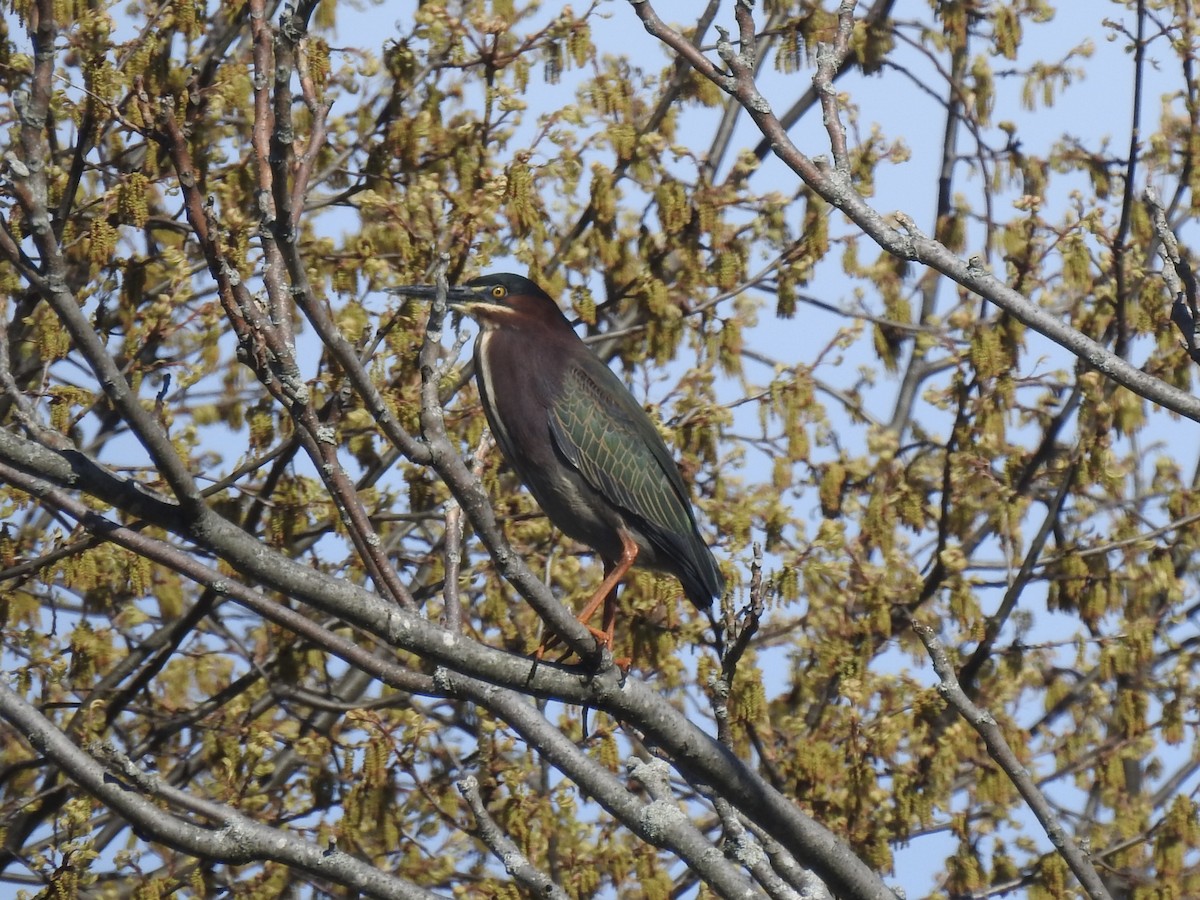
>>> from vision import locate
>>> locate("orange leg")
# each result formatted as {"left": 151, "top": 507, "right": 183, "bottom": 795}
{"left": 536, "top": 531, "right": 638, "bottom": 656}
{"left": 573, "top": 531, "right": 638, "bottom": 648}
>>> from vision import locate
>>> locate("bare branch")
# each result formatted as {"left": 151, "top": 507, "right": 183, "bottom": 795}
{"left": 912, "top": 621, "right": 1114, "bottom": 900}
{"left": 458, "top": 775, "right": 572, "bottom": 900}
{"left": 628, "top": 0, "right": 1200, "bottom": 423}
{"left": 0, "top": 686, "right": 438, "bottom": 900}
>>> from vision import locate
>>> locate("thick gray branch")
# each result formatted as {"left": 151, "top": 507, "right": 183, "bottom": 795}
{"left": 0, "top": 684, "right": 440, "bottom": 900}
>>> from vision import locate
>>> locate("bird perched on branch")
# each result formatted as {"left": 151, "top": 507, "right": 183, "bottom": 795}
{"left": 393, "top": 273, "right": 724, "bottom": 654}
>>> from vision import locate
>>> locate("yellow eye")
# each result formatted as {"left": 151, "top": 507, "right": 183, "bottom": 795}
{"left": 491, "top": 285, "right": 506, "bottom": 299}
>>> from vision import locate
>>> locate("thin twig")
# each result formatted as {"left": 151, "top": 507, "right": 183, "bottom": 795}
{"left": 457, "top": 775, "right": 572, "bottom": 900}
{"left": 912, "top": 620, "right": 1114, "bottom": 900}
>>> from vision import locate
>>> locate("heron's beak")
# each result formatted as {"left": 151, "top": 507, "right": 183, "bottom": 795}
{"left": 388, "top": 284, "right": 484, "bottom": 308}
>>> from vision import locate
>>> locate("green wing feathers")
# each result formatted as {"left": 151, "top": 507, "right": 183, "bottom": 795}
{"left": 548, "top": 363, "right": 693, "bottom": 535}
{"left": 547, "top": 359, "right": 722, "bottom": 607}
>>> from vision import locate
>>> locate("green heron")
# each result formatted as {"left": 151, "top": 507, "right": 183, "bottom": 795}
{"left": 395, "top": 273, "right": 723, "bottom": 651}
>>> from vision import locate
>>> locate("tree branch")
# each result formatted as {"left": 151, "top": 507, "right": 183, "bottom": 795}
{"left": 912, "top": 621, "right": 1114, "bottom": 900}
{"left": 0, "top": 686, "right": 439, "bottom": 900}
{"left": 628, "top": 0, "right": 1200, "bottom": 423}
{"left": 457, "top": 775, "right": 573, "bottom": 900}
